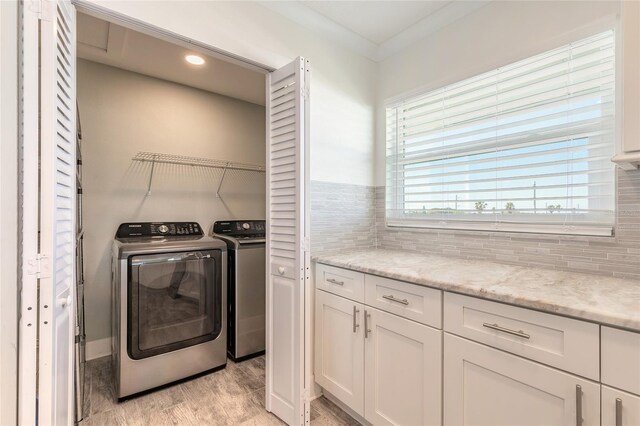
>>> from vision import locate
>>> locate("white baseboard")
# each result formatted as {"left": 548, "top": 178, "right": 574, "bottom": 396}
{"left": 85, "top": 337, "right": 111, "bottom": 361}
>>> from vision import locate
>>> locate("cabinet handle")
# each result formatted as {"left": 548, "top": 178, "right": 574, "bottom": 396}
{"left": 616, "top": 398, "right": 622, "bottom": 426}
{"left": 576, "top": 385, "right": 583, "bottom": 426}
{"left": 482, "top": 322, "right": 530, "bottom": 339}
{"left": 327, "top": 278, "right": 344, "bottom": 286}
{"left": 382, "top": 294, "right": 409, "bottom": 305}
{"left": 364, "top": 310, "right": 371, "bottom": 338}
{"left": 352, "top": 306, "right": 359, "bottom": 333}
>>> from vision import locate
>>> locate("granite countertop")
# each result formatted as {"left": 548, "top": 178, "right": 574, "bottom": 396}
{"left": 313, "top": 248, "right": 640, "bottom": 331}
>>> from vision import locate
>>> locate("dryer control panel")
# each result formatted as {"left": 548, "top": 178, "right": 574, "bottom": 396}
{"left": 116, "top": 222, "right": 202, "bottom": 238}
{"left": 212, "top": 220, "right": 265, "bottom": 237}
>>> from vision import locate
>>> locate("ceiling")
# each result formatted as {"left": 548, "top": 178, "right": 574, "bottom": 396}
{"left": 303, "top": 1, "right": 452, "bottom": 45}
{"left": 261, "top": 1, "right": 490, "bottom": 61}
{"left": 76, "top": 13, "right": 266, "bottom": 106}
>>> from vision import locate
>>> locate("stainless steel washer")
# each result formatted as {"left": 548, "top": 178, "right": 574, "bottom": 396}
{"left": 112, "top": 222, "right": 227, "bottom": 398}
{"left": 212, "top": 220, "right": 265, "bottom": 361}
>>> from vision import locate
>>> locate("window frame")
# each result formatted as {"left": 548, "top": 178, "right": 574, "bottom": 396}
{"left": 384, "top": 28, "right": 621, "bottom": 238}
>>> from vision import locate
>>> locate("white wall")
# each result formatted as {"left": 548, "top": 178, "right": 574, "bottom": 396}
{"left": 82, "top": 0, "right": 378, "bottom": 186}
{"left": 0, "top": 1, "right": 18, "bottom": 423}
{"left": 375, "top": 0, "right": 621, "bottom": 185}
{"left": 78, "top": 59, "right": 266, "bottom": 346}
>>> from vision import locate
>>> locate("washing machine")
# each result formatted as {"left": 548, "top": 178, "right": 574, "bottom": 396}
{"left": 212, "top": 220, "right": 265, "bottom": 361}
{"left": 112, "top": 222, "right": 227, "bottom": 398}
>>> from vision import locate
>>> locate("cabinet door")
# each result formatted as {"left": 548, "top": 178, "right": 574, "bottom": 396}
{"left": 365, "top": 307, "right": 442, "bottom": 426}
{"left": 314, "top": 289, "right": 364, "bottom": 415}
{"left": 602, "top": 386, "right": 640, "bottom": 426}
{"left": 602, "top": 326, "right": 640, "bottom": 395}
{"left": 444, "top": 334, "right": 600, "bottom": 426}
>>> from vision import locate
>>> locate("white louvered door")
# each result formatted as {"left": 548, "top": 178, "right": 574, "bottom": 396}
{"left": 19, "top": 2, "right": 41, "bottom": 425}
{"left": 38, "top": 1, "right": 77, "bottom": 424}
{"left": 265, "top": 57, "right": 311, "bottom": 426}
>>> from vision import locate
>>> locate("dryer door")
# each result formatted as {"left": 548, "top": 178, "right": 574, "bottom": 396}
{"left": 128, "top": 249, "right": 223, "bottom": 359}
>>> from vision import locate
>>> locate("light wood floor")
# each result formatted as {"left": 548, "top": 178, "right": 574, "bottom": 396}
{"left": 81, "top": 355, "right": 360, "bottom": 425}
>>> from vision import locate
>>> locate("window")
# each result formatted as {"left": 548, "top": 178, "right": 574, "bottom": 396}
{"left": 386, "top": 30, "right": 616, "bottom": 236}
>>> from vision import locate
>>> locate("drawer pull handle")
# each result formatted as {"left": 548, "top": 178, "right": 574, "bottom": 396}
{"left": 327, "top": 278, "right": 344, "bottom": 286}
{"left": 382, "top": 295, "right": 409, "bottom": 305}
{"left": 482, "top": 322, "right": 530, "bottom": 339}
{"left": 616, "top": 398, "right": 622, "bottom": 426}
{"left": 353, "top": 306, "right": 360, "bottom": 333}
{"left": 576, "top": 385, "right": 583, "bottom": 426}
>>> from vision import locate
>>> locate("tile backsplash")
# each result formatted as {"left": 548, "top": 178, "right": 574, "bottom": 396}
{"left": 310, "top": 181, "right": 376, "bottom": 255}
{"left": 311, "top": 169, "right": 640, "bottom": 279}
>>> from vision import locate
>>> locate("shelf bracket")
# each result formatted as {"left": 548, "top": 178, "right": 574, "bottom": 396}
{"left": 216, "top": 162, "right": 230, "bottom": 198}
{"left": 146, "top": 155, "right": 157, "bottom": 196}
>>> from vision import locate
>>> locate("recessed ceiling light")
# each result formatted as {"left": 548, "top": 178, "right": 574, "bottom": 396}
{"left": 185, "top": 54, "right": 205, "bottom": 65}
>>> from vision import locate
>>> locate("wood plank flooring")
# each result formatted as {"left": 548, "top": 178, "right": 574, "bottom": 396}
{"left": 81, "top": 355, "right": 360, "bottom": 425}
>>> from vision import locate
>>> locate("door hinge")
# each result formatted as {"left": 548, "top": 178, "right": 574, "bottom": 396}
{"left": 301, "top": 238, "right": 310, "bottom": 252}
{"left": 27, "top": 253, "right": 51, "bottom": 278}
{"left": 39, "top": 0, "right": 54, "bottom": 21}
{"left": 26, "top": 0, "right": 41, "bottom": 16}
{"left": 300, "top": 389, "right": 311, "bottom": 425}
{"left": 300, "top": 87, "right": 310, "bottom": 100}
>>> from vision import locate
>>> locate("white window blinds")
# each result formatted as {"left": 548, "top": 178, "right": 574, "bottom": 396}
{"left": 386, "top": 30, "right": 616, "bottom": 236}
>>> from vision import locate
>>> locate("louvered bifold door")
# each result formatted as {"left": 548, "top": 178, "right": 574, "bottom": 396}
{"left": 265, "top": 57, "right": 311, "bottom": 426}
{"left": 38, "top": 1, "right": 77, "bottom": 425}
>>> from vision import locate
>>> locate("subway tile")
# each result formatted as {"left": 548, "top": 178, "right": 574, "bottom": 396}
{"left": 311, "top": 181, "right": 640, "bottom": 278}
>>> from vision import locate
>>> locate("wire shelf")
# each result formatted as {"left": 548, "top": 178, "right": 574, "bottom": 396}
{"left": 132, "top": 151, "right": 265, "bottom": 172}
{"left": 132, "top": 151, "right": 265, "bottom": 197}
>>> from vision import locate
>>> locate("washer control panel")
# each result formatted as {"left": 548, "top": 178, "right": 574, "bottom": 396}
{"left": 213, "top": 220, "right": 265, "bottom": 237}
{"left": 116, "top": 222, "right": 202, "bottom": 238}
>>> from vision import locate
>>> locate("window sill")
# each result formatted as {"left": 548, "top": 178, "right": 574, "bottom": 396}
{"left": 385, "top": 219, "right": 615, "bottom": 238}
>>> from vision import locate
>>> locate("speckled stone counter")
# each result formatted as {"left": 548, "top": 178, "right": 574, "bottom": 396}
{"left": 313, "top": 248, "right": 640, "bottom": 331}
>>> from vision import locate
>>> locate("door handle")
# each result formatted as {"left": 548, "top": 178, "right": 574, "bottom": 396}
{"left": 327, "top": 278, "right": 344, "bottom": 286}
{"left": 616, "top": 398, "right": 622, "bottom": 426}
{"left": 576, "top": 385, "right": 583, "bottom": 426}
{"left": 352, "top": 306, "right": 359, "bottom": 333}
{"left": 364, "top": 310, "right": 371, "bottom": 338}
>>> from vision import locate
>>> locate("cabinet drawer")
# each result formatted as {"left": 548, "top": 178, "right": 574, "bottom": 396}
{"left": 602, "top": 327, "right": 640, "bottom": 395}
{"left": 364, "top": 275, "right": 442, "bottom": 328}
{"left": 444, "top": 292, "right": 599, "bottom": 380}
{"left": 602, "top": 386, "right": 640, "bottom": 426}
{"left": 315, "top": 263, "right": 364, "bottom": 303}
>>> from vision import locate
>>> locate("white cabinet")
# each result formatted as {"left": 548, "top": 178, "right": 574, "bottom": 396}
{"left": 602, "top": 386, "right": 640, "bottom": 426}
{"left": 316, "top": 263, "right": 365, "bottom": 302}
{"left": 622, "top": 0, "right": 640, "bottom": 154}
{"left": 365, "top": 307, "right": 441, "bottom": 426}
{"left": 314, "top": 289, "right": 364, "bottom": 415}
{"left": 314, "top": 261, "right": 638, "bottom": 426}
{"left": 365, "top": 274, "right": 442, "bottom": 328}
{"left": 314, "top": 287, "right": 442, "bottom": 425}
{"left": 601, "top": 327, "right": 640, "bottom": 426}
{"left": 444, "top": 333, "right": 600, "bottom": 426}
{"left": 601, "top": 327, "right": 640, "bottom": 396}
{"left": 444, "top": 292, "right": 600, "bottom": 380}
{"left": 614, "top": 0, "right": 640, "bottom": 168}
